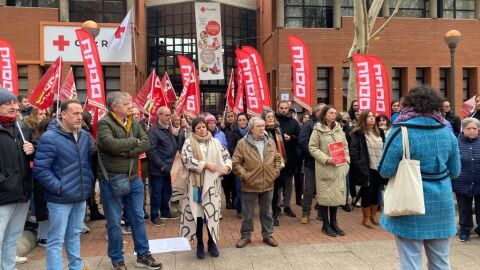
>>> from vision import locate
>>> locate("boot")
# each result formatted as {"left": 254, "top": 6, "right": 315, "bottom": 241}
{"left": 89, "top": 205, "right": 105, "bottom": 221}
{"left": 207, "top": 230, "right": 219, "bottom": 257}
{"left": 196, "top": 219, "right": 205, "bottom": 259}
{"left": 370, "top": 205, "right": 380, "bottom": 226}
{"left": 330, "top": 219, "right": 345, "bottom": 236}
{"left": 362, "top": 207, "right": 374, "bottom": 229}
{"left": 321, "top": 221, "right": 337, "bottom": 237}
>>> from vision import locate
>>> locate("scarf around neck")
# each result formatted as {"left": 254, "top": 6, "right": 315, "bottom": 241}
{"left": 190, "top": 132, "right": 213, "bottom": 187}
{"left": 238, "top": 126, "right": 248, "bottom": 137}
{"left": 394, "top": 107, "right": 444, "bottom": 124}
{"left": 0, "top": 114, "right": 17, "bottom": 126}
{"left": 110, "top": 111, "right": 133, "bottom": 136}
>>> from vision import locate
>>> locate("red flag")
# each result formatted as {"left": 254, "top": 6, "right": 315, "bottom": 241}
{"left": 177, "top": 55, "right": 200, "bottom": 118}
{"left": 161, "top": 72, "right": 177, "bottom": 108}
{"left": 462, "top": 95, "right": 477, "bottom": 118}
{"left": 59, "top": 67, "right": 77, "bottom": 102}
{"left": 353, "top": 54, "right": 377, "bottom": 113}
{"left": 233, "top": 59, "right": 244, "bottom": 115}
{"left": 148, "top": 74, "right": 167, "bottom": 126}
{"left": 288, "top": 36, "right": 312, "bottom": 112}
{"left": 0, "top": 39, "right": 18, "bottom": 96}
{"left": 242, "top": 46, "right": 272, "bottom": 110}
{"left": 235, "top": 49, "right": 263, "bottom": 117}
{"left": 84, "top": 101, "right": 107, "bottom": 138}
{"left": 225, "top": 69, "right": 235, "bottom": 112}
{"left": 368, "top": 55, "right": 391, "bottom": 117}
{"left": 28, "top": 57, "right": 62, "bottom": 110}
{"left": 75, "top": 29, "right": 106, "bottom": 109}
{"left": 133, "top": 70, "right": 157, "bottom": 114}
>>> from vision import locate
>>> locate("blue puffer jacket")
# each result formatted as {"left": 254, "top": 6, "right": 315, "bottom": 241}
{"left": 452, "top": 134, "right": 480, "bottom": 196}
{"left": 33, "top": 120, "right": 94, "bottom": 204}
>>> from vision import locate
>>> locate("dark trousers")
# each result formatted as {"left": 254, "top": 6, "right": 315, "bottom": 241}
{"left": 302, "top": 166, "right": 316, "bottom": 215}
{"left": 149, "top": 174, "right": 172, "bottom": 219}
{"left": 272, "top": 174, "right": 285, "bottom": 218}
{"left": 294, "top": 159, "right": 304, "bottom": 204}
{"left": 456, "top": 193, "right": 480, "bottom": 234}
{"left": 360, "top": 169, "right": 383, "bottom": 208}
{"left": 222, "top": 172, "right": 236, "bottom": 206}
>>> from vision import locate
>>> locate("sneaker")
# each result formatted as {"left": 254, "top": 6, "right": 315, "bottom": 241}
{"left": 160, "top": 213, "right": 179, "bottom": 220}
{"left": 15, "top": 256, "right": 28, "bottom": 264}
{"left": 81, "top": 223, "right": 90, "bottom": 234}
{"left": 122, "top": 224, "right": 132, "bottom": 235}
{"left": 135, "top": 253, "right": 162, "bottom": 269}
{"left": 37, "top": 239, "right": 47, "bottom": 248}
{"left": 28, "top": 215, "right": 37, "bottom": 223}
{"left": 459, "top": 233, "right": 470, "bottom": 242}
{"left": 150, "top": 217, "right": 165, "bottom": 227}
{"left": 300, "top": 215, "right": 309, "bottom": 224}
{"left": 112, "top": 261, "right": 127, "bottom": 270}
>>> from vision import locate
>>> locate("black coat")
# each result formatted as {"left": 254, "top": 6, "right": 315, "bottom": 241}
{"left": 0, "top": 121, "right": 34, "bottom": 206}
{"left": 148, "top": 122, "right": 178, "bottom": 176}
{"left": 227, "top": 127, "right": 246, "bottom": 156}
{"left": 452, "top": 134, "right": 480, "bottom": 196}
{"left": 445, "top": 112, "right": 461, "bottom": 137}
{"left": 349, "top": 129, "right": 385, "bottom": 187}
{"left": 276, "top": 113, "right": 300, "bottom": 175}
{"left": 297, "top": 114, "right": 317, "bottom": 169}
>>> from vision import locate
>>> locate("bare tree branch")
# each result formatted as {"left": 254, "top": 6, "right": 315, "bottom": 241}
{"left": 367, "top": 0, "right": 385, "bottom": 32}
{"left": 369, "top": 0, "right": 404, "bottom": 40}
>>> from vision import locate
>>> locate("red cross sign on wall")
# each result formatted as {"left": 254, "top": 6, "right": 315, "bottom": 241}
{"left": 52, "top": 35, "right": 70, "bottom": 51}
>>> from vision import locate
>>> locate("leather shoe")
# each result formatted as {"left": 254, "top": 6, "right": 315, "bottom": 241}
{"left": 236, "top": 238, "right": 251, "bottom": 248}
{"left": 263, "top": 237, "right": 278, "bottom": 247}
{"left": 273, "top": 217, "right": 279, "bottom": 226}
{"left": 284, "top": 207, "right": 296, "bottom": 217}
{"left": 341, "top": 204, "right": 351, "bottom": 212}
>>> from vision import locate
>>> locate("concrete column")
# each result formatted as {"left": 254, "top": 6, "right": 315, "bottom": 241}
{"left": 476, "top": 0, "right": 480, "bottom": 19}
{"left": 276, "top": 0, "right": 284, "bottom": 28}
{"left": 381, "top": 0, "right": 390, "bottom": 17}
{"left": 430, "top": 0, "right": 437, "bottom": 19}
{"left": 59, "top": 0, "right": 69, "bottom": 22}
{"left": 333, "top": 0, "right": 341, "bottom": 29}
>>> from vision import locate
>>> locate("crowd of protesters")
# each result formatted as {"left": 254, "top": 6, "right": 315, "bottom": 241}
{"left": 1, "top": 86, "right": 480, "bottom": 270}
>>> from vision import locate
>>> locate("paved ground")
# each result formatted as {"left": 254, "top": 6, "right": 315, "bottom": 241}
{"left": 16, "top": 200, "right": 479, "bottom": 269}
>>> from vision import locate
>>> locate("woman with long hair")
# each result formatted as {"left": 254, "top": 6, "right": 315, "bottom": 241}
{"left": 349, "top": 110, "right": 386, "bottom": 228}
{"left": 23, "top": 108, "right": 47, "bottom": 140}
{"left": 180, "top": 117, "right": 232, "bottom": 259}
{"left": 308, "top": 105, "right": 350, "bottom": 237}
{"left": 375, "top": 114, "right": 392, "bottom": 137}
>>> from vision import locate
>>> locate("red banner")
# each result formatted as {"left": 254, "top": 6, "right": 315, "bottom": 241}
{"left": 233, "top": 59, "right": 244, "bottom": 115}
{"left": 75, "top": 29, "right": 106, "bottom": 109}
{"left": 59, "top": 67, "right": 77, "bottom": 102}
{"left": 288, "top": 36, "right": 312, "bottom": 112}
{"left": 353, "top": 54, "right": 377, "bottom": 113}
{"left": 161, "top": 72, "right": 177, "bottom": 108}
{"left": 133, "top": 70, "right": 157, "bottom": 114}
{"left": 225, "top": 69, "right": 235, "bottom": 112}
{"left": 177, "top": 55, "right": 200, "bottom": 118}
{"left": 84, "top": 101, "right": 107, "bottom": 138}
{"left": 368, "top": 55, "right": 391, "bottom": 117}
{"left": 148, "top": 74, "right": 167, "bottom": 126}
{"left": 28, "top": 57, "right": 62, "bottom": 110}
{"left": 242, "top": 46, "right": 272, "bottom": 110}
{"left": 235, "top": 49, "right": 262, "bottom": 117}
{"left": 0, "top": 39, "right": 18, "bottom": 96}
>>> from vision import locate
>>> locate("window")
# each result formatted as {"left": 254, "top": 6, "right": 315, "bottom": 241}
{"left": 317, "top": 68, "right": 330, "bottom": 105}
{"left": 73, "top": 66, "right": 120, "bottom": 104}
{"left": 440, "top": 0, "right": 475, "bottom": 19}
{"left": 69, "top": 0, "right": 126, "bottom": 23}
{"left": 390, "top": 0, "right": 429, "bottom": 18}
{"left": 439, "top": 68, "right": 449, "bottom": 98}
{"left": 342, "top": 67, "right": 349, "bottom": 110}
{"left": 416, "top": 68, "right": 425, "bottom": 86}
{"left": 6, "top": 0, "right": 58, "bottom": 7}
{"left": 463, "top": 68, "right": 472, "bottom": 101}
{"left": 18, "top": 66, "right": 28, "bottom": 97}
{"left": 391, "top": 68, "right": 402, "bottom": 101}
{"left": 285, "top": 0, "right": 333, "bottom": 28}
{"left": 341, "top": 0, "right": 354, "bottom": 16}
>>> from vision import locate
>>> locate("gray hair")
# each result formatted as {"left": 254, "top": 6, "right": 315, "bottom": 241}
{"left": 106, "top": 92, "right": 131, "bottom": 110}
{"left": 156, "top": 106, "right": 170, "bottom": 117}
{"left": 462, "top": 117, "right": 480, "bottom": 130}
{"left": 261, "top": 109, "right": 275, "bottom": 120}
{"left": 248, "top": 117, "right": 265, "bottom": 131}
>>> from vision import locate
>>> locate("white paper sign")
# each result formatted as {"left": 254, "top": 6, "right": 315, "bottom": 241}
{"left": 43, "top": 25, "right": 132, "bottom": 63}
{"left": 195, "top": 2, "right": 224, "bottom": 81}
{"left": 134, "top": 237, "right": 191, "bottom": 255}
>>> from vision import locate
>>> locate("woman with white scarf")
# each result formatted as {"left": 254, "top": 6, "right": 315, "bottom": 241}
{"left": 180, "top": 117, "right": 232, "bottom": 259}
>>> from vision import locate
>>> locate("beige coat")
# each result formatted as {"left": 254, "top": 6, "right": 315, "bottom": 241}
{"left": 308, "top": 122, "right": 350, "bottom": 206}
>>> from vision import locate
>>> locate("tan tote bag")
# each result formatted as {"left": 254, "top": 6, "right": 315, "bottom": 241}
{"left": 384, "top": 126, "right": 425, "bottom": 217}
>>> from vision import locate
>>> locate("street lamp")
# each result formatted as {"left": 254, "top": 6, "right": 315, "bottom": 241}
{"left": 81, "top": 20, "right": 100, "bottom": 38}
{"left": 444, "top": 30, "right": 462, "bottom": 113}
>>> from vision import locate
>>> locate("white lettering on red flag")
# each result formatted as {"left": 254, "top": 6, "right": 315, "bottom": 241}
{"left": 0, "top": 39, "right": 19, "bottom": 95}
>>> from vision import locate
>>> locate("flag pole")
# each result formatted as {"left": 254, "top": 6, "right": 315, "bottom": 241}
{"left": 147, "top": 71, "right": 155, "bottom": 128}
{"left": 55, "top": 58, "right": 63, "bottom": 119}
{"left": 131, "top": 2, "right": 137, "bottom": 92}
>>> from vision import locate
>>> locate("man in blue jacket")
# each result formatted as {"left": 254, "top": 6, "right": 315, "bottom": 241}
{"left": 148, "top": 106, "right": 179, "bottom": 226}
{"left": 33, "top": 100, "right": 95, "bottom": 270}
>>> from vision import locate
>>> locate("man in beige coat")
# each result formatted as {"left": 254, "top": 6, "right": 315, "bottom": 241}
{"left": 232, "top": 117, "right": 282, "bottom": 248}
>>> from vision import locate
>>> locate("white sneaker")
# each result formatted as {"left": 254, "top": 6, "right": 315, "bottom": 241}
{"left": 81, "top": 223, "right": 90, "bottom": 234}
{"left": 15, "top": 256, "right": 28, "bottom": 264}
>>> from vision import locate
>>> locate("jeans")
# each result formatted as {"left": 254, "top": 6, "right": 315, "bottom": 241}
{"left": 455, "top": 193, "right": 480, "bottom": 234}
{"left": 241, "top": 191, "right": 274, "bottom": 239}
{"left": 101, "top": 178, "right": 149, "bottom": 264}
{"left": 0, "top": 202, "right": 29, "bottom": 270}
{"left": 37, "top": 220, "right": 50, "bottom": 240}
{"left": 395, "top": 236, "right": 450, "bottom": 270}
{"left": 302, "top": 166, "right": 316, "bottom": 215}
{"left": 46, "top": 201, "right": 86, "bottom": 270}
{"left": 234, "top": 175, "right": 242, "bottom": 213}
{"left": 149, "top": 174, "right": 172, "bottom": 219}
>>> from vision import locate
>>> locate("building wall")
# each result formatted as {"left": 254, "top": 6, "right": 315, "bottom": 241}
{"left": 261, "top": 16, "right": 480, "bottom": 115}
{"left": 146, "top": 0, "right": 257, "bottom": 10}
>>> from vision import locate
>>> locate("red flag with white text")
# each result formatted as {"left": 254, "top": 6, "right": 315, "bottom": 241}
{"left": 84, "top": 101, "right": 107, "bottom": 138}
{"left": 242, "top": 46, "right": 272, "bottom": 110}
{"left": 109, "top": 9, "right": 132, "bottom": 52}
{"left": 0, "top": 39, "right": 18, "bottom": 96}
{"left": 59, "top": 67, "right": 77, "bottom": 102}
{"left": 177, "top": 55, "right": 200, "bottom": 118}
{"left": 367, "top": 55, "right": 391, "bottom": 117}
{"left": 233, "top": 59, "right": 244, "bottom": 115}
{"left": 353, "top": 54, "right": 377, "bottom": 113}
{"left": 75, "top": 29, "right": 106, "bottom": 109}
{"left": 161, "top": 72, "right": 177, "bottom": 108}
{"left": 235, "top": 49, "right": 263, "bottom": 117}
{"left": 28, "top": 57, "right": 62, "bottom": 110}
{"left": 133, "top": 70, "right": 157, "bottom": 114}
{"left": 148, "top": 74, "right": 167, "bottom": 126}
{"left": 288, "top": 36, "right": 312, "bottom": 112}
{"left": 225, "top": 69, "right": 235, "bottom": 112}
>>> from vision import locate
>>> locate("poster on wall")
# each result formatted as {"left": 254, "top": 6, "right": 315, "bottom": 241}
{"left": 195, "top": 2, "right": 224, "bottom": 81}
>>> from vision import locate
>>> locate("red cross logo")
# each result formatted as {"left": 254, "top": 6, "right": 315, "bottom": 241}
{"left": 52, "top": 35, "right": 70, "bottom": 51}
{"left": 200, "top": 6, "right": 206, "bottom": 12}
{"left": 115, "top": 26, "right": 126, "bottom": 39}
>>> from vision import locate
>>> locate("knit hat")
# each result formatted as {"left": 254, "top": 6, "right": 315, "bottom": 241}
{"left": 0, "top": 88, "right": 17, "bottom": 106}
{"left": 205, "top": 114, "right": 216, "bottom": 123}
